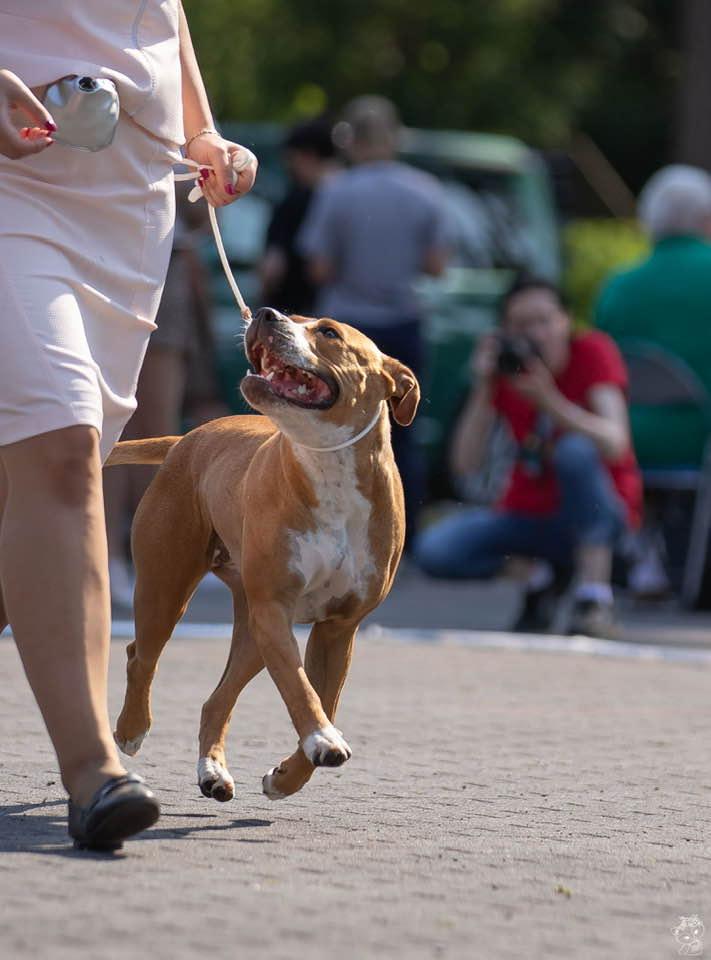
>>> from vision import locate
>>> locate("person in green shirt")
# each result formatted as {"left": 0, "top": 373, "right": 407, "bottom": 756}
{"left": 595, "top": 165, "right": 711, "bottom": 469}
{"left": 594, "top": 165, "right": 711, "bottom": 598}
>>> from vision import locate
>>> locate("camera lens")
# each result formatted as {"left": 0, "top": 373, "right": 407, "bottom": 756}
{"left": 496, "top": 334, "right": 540, "bottom": 376}
{"left": 78, "top": 77, "right": 97, "bottom": 92}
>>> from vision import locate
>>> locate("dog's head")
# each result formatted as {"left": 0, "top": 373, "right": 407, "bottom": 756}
{"left": 241, "top": 308, "right": 419, "bottom": 446}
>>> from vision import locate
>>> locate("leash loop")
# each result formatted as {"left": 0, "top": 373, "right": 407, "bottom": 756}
{"left": 174, "top": 156, "right": 253, "bottom": 321}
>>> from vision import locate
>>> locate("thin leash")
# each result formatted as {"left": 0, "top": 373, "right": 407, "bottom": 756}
{"left": 174, "top": 156, "right": 383, "bottom": 452}
{"left": 174, "top": 156, "right": 253, "bottom": 322}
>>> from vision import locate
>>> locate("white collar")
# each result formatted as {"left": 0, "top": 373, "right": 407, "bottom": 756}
{"left": 293, "top": 404, "right": 384, "bottom": 452}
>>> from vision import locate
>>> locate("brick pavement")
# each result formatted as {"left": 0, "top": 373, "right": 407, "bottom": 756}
{"left": 1, "top": 632, "right": 710, "bottom": 959}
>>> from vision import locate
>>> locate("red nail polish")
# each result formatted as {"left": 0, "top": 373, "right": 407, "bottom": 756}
{"left": 226, "top": 184, "right": 236, "bottom": 196}
{"left": 200, "top": 168, "right": 210, "bottom": 179}
{"left": 44, "top": 121, "right": 57, "bottom": 133}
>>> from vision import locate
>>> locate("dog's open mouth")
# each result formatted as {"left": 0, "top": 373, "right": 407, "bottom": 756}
{"left": 247, "top": 343, "right": 336, "bottom": 408}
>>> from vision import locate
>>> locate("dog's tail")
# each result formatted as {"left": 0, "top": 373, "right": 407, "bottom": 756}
{"left": 105, "top": 437, "right": 181, "bottom": 467}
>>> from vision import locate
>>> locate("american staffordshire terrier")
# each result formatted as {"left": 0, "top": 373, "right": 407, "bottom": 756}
{"left": 109, "top": 307, "right": 419, "bottom": 801}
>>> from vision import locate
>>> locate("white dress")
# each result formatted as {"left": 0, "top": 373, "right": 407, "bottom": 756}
{"left": 0, "top": 1, "right": 184, "bottom": 459}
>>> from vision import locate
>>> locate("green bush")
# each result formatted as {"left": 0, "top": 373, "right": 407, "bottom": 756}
{"left": 562, "top": 219, "right": 649, "bottom": 327}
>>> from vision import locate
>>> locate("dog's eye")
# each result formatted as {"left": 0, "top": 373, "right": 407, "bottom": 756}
{"left": 317, "top": 326, "right": 341, "bottom": 340}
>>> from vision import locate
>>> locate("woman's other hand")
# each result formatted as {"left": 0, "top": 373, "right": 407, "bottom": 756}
{"left": 186, "top": 132, "right": 257, "bottom": 207}
{"left": 471, "top": 332, "right": 500, "bottom": 384}
{"left": 0, "top": 70, "right": 55, "bottom": 159}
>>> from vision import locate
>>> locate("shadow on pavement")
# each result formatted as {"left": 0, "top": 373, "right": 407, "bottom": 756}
{"left": 144, "top": 816, "right": 274, "bottom": 843}
{"left": 0, "top": 799, "right": 273, "bottom": 855}
{"left": 0, "top": 799, "right": 77, "bottom": 856}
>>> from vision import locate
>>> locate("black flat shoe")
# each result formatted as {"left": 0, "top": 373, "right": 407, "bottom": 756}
{"left": 68, "top": 773, "right": 160, "bottom": 852}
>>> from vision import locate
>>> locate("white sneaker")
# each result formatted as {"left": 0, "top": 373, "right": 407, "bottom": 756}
{"left": 626, "top": 526, "right": 671, "bottom": 599}
{"left": 109, "top": 557, "right": 135, "bottom": 607}
{"left": 628, "top": 553, "right": 671, "bottom": 598}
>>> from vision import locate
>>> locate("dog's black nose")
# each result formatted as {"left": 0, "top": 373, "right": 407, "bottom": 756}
{"left": 254, "top": 306, "right": 283, "bottom": 325}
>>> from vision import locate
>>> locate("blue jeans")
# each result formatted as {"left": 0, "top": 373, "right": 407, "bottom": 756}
{"left": 415, "top": 433, "right": 627, "bottom": 579}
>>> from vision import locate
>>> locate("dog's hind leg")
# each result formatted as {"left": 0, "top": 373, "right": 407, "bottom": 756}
{"left": 114, "top": 477, "right": 209, "bottom": 756}
{"left": 197, "top": 582, "right": 264, "bottom": 802}
{"left": 262, "top": 618, "right": 358, "bottom": 800}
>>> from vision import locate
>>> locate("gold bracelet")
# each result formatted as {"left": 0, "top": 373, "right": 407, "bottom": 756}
{"left": 184, "top": 127, "right": 219, "bottom": 153}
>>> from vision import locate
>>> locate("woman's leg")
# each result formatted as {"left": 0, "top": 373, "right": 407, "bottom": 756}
{"left": 126, "top": 344, "right": 188, "bottom": 510}
{"left": 0, "top": 424, "right": 126, "bottom": 806}
{"left": 551, "top": 433, "right": 628, "bottom": 636}
{"left": 552, "top": 433, "right": 626, "bottom": 584}
{"left": 0, "top": 462, "right": 7, "bottom": 633}
{"left": 414, "top": 506, "right": 567, "bottom": 579}
{"left": 103, "top": 344, "right": 187, "bottom": 603}
{"left": 103, "top": 458, "right": 132, "bottom": 575}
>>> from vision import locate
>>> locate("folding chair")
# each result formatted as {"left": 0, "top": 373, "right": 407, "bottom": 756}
{"left": 619, "top": 338, "right": 711, "bottom": 607}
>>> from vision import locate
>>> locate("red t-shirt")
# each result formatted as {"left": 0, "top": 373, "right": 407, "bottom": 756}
{"left": 492, "top": 330, "right": 642, "bottom": 528}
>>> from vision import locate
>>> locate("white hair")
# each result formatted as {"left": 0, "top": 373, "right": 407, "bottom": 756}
{"left": 638, "top": 165, "right": 711, "bottom": 240}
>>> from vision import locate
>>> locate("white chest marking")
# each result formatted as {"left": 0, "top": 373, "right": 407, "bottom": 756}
{"left": 289, "top": 446, "right": 375, "bottom": 621}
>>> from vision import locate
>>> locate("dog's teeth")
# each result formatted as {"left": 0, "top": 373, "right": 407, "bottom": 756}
{"left": 297, "top": 385, "right": 308, "bottom": 395}
{"left": 265, "top": 371, "right": 274, "bottom": 381}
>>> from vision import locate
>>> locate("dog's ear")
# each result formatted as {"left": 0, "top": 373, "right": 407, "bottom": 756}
{"left": 382, "top": 356, "right": 420, "bottom": 426}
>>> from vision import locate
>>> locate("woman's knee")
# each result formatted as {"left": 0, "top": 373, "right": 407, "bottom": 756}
{"left": 413, "top": 510, "right": 503, "bottom": 580}
{"left": 4, "top": 426, "right": 101, "bottom": 508}
{"left": 552, "top": 433, "right": 623, "bottom": 539}
{"left": 413, "top": 523, "right": 453, "bottom": 577}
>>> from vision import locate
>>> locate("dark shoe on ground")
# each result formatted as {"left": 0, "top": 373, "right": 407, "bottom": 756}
{"left": 68, "top": 773, "right": 160, "bottom": 852}
{"left": 567, "top": 599, "right": 618, "bottom": 640}
{"left": 512, "top": 569, "right": 571, "bottom": 633}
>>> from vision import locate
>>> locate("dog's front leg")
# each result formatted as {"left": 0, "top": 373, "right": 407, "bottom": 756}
{"left": 197, "top": 583, "right": 264, "bottom": 802}
{"left": 249, "top": 603, "right": 353, "bottom": 773}
{"left": 262, "top": 619, "right": 358, "bottom": 800}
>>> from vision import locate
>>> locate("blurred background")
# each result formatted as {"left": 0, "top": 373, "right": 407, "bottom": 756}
{"left": 113, "top": 0, "right": 711, "bottom": 613}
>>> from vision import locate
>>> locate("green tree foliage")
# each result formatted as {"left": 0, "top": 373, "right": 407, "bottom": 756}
{"left": 562, "top": 219, "right": 649, "bottom": 326}
{"left": 184, "top": 0, "right": 677, "bottom": 190}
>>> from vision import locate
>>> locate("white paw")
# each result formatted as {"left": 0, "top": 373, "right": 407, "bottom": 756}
{"left": 300, "top": 724, "right": 352, "bottom": 768}
{"left": 197, "top": 757, "right": 235, "bottom": 802}
{"left": 114, "top": 730, "right": 148, "bottom": 757}
{"left": 261, "top": 767, "right": 287, "bottom": 801}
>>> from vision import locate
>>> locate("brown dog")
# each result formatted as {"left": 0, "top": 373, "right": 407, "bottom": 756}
{"left": 109, "top": 308, "right": 419, "bottom": 802}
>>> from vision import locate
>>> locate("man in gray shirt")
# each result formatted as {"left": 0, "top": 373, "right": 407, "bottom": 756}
{"left": 298, "top": 96, "right": 451, "bottom": 545}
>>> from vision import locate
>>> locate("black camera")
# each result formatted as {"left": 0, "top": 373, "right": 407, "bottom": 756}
{"left": 496, "top": 333, "right": 541, "bottom": 375}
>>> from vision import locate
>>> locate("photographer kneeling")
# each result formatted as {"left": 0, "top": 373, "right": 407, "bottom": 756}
{"left": 415, "top": 275, "right": 642, "bottom": 638}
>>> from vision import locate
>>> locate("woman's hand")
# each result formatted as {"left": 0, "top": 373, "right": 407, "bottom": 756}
{"left": 511, "top": 357, "right": 558, "bottom": 408}
{"left": 0, "top": 70, "right": 55, "bottom": 159}
{"left": 186, "top": 132, "right": 257, "bottom": 207}
{"left": 471, "top": 332, "right": 500, "bottom": 383}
